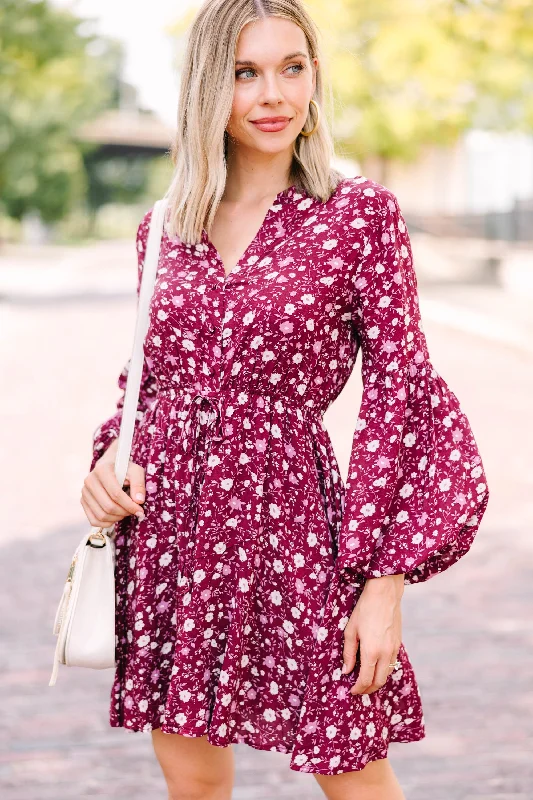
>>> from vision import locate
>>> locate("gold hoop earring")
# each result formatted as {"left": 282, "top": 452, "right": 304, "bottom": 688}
{"left": 300, "top": 99, "right": 320, "bottom": 137}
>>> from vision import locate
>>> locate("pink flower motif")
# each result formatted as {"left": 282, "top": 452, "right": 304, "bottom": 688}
{"left": 381, "top": 232, "right": 391, "bottom": 244}
{"left": 397, "top": 386, "right": 407, "bottom": 401}
{"left": 255, "top": 438, "right": 267, "bottom": 453}
{"left": 355, "top": 277, "right": 368, "bottom": 290}
{"left": 329, "top": 256, "right": 344, "bottom": 270}
{"left": 289, "top": 694, "right": 301, "bottom": 707}
{"left": 304, "top": 719, "right": 318, "bottom": 734}
{"left": 156, "top": 599, "right": 170, "bottom": 614}
{"left": 295, "top": 578, "right": 305, "bottom": 593}
{"left": 368, "top": 388, "right": 379, "bottom": 401}
{"left": 414, "top": 350, "right": 425, "bottom": 364}
{"left": 280, "top": 320, "right": 294, "bottom": 334}
{"left": 171, "top": 295, "right": 185, "bottom": 307}
{"left": 313, "top": 341, "right": 322, "bottom": 354}
{"left": 376, "top": 456, "right": 391, "bottom": 471}
{"left": 452, "top": 428, "right": 464, "bottom": 443}
{"left": 146, "top": 481, "right": 158, "bottom": 494}
{"left": 346, "top": 536, "right": 360, "bottom": 551}
{"left": 337, "top": 686, "right": 349, "bottom": 700}
{"left": 273, "top": 220, "right": 286, "bottom": 237}
{"left": 264, "top": 655, "right": 276, "bottom": 668}
{"left": 393, "top": 270, "right": 403, "bottom": 284}
{"left": 229, "top": 496, "right": 243, "bottom": 510}
{"left": 382, "top": 340, "right": 398, "bottom": 354}
{"left": 284, "top": 443, "right": 296, "bottom": 458}
{"left": 455, "top": 493, "right": 467, "bottom": 508}
{"left": 417, "top": 512, "right": 428, "bottom": 527}
{"left": 200, "top": 589, "right": 211, "bottom": 601}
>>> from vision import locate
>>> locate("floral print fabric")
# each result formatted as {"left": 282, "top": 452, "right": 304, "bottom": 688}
{"left": 90, "top": 176, "right": 488, "bottom": 775}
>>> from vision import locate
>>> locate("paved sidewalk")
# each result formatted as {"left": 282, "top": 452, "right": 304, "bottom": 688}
{"left": 1, "top": 240, "right": 532, "bottom": 798}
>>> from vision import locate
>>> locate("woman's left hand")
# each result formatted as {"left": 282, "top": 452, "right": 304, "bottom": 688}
{"left": 342, "top": 574, "right": 404, "bottom": 695}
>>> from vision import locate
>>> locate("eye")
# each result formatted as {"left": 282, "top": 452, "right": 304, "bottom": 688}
{"left": 286, "top": 62, "right": 305, "bottom": 75}
{"left": 236, "top": 68, "right": 256, "bottom": 80}
{"left": 235, "top": 62, "right": 305, "bottom": 80}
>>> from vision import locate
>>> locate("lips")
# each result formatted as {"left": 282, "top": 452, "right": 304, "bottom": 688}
{"left": 251, "top": 117, "right": 291, "bottom": 123}
{"left": 250, "top": 117, "right": 292, "bottom": 132}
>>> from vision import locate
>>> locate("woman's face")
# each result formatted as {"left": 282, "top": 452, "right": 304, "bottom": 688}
{"left": 226, "top": 17, "right": 317, "bottom": 156}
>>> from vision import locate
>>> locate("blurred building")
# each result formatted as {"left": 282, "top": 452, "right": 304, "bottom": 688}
{"left": 371, "top": 131, "right": 533, "bottom": 241}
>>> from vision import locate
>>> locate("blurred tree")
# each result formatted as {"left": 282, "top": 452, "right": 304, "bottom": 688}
{"left": 0, "top": 0, "right": 120, "bottom": 223}
{"left": 303, "top": 0, "right": 533, "bottom": 181}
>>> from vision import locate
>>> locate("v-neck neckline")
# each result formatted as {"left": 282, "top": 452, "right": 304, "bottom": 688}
{"left": 202, "top": 183, "right": 301, "bottom": 286}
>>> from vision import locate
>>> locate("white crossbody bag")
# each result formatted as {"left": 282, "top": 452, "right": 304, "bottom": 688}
{"left": 49, "top": 197, "right": 169, "bottom": 686}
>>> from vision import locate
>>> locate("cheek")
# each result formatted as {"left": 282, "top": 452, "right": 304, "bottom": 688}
{"left": 228, "top": 88, "right": 254, "bottom": 126}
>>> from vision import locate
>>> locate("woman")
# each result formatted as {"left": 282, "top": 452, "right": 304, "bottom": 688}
{"left": 82, "top": 1, "right": 489, "bottom": 798}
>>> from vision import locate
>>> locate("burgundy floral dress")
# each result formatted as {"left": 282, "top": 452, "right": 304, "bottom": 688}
{"left": 90, "top": 175, "right": 489, "bottom": 776}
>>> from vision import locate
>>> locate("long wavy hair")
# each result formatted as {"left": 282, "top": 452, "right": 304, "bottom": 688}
{"left": 164, "top": 0, "right": 345, "bottom": 244}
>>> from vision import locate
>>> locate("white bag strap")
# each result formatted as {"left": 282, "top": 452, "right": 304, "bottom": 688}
{"left": 113, "top": 196, "right": 169, "bottom": 489}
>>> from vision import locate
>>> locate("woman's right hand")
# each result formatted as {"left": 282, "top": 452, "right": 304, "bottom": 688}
{"left": 81, "top": 438, "right": 146, "bottom": 529}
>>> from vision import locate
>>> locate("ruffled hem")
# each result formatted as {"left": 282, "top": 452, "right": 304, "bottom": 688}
{"left": 110, "top": 712, "right": 426, "bottom": 776}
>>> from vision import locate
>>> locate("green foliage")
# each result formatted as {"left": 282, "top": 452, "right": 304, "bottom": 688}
{"left": 306, "top": 0, "right": 533, "bottom": 166}
{"left": 0, "top": 0, "right": 120, "bottom": 222}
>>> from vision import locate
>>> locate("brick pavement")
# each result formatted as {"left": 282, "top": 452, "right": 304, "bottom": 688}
{"left": 1, "top": 241, "right": 532, "bottom": 798}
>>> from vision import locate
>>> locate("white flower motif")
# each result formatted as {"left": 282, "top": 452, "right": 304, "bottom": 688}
{"left": 270, "top": 590, "right": 282, "bottom": 606}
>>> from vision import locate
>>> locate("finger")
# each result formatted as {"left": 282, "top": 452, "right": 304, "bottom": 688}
{"left": 350, "top": 647, "right": 377, "bottom": 695}
{"left": 85, "top": 472, "right": 139, "bottom": 521}
{"left": 342, "top": 627, "right": 359, "bottom": 675}
{"left": 81, "top": 485, "right": 124, "bottom": 527}
{"left": 372, "top": 652, "right": 394, "bottom": 691}
{"left": 126, "top": 462, "right": 146, "bottom": 505}
{"left": 92, "top": 463, "right": 144, "bottom": 516}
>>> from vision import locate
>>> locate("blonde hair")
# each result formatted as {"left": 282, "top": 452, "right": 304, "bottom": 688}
{"left": 165, "top": 0, "right": 344, "bottom": 244}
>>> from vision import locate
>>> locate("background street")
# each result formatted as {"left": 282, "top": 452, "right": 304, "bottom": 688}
{"left": 1, "top": 238, "right": 532, "bottom": 799}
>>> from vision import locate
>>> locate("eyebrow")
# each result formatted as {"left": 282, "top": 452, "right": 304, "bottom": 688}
{"left": 235, "top": 51, "right": 308, "bottom": 66}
